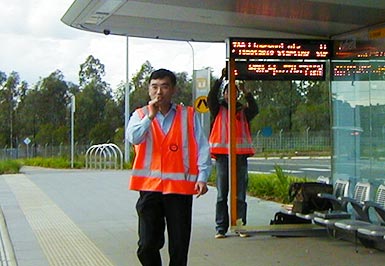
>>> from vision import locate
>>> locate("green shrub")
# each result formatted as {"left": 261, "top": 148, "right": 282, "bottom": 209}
{"left": 247, "top": 165, "right": 309, "bottom": 203}
{"left": 20, "top": 157, "right": 84, "bottom": 169}
{"left": 0, "top": 160, "right": 22, "bottom": 174}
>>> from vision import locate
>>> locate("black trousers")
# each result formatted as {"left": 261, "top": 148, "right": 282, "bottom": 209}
{"left": 136, "top": 191, "right": 193, "bottom": 266}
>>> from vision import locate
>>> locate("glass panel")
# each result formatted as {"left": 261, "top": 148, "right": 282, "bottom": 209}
{"left": 368, "top": 78, "right": 385, "bottom": 187}
{"left": 331, "top": 57, "right": 385, "bottom": 192}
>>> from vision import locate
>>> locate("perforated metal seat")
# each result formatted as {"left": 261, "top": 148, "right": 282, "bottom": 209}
{"left": 335, "top": 184, "right": 385, "bottom": 232}
{"left": 313, "top": 182, "right": 372, "bottom": 233}
{"left": 354, "top": 185, "right": 385, "bottom": 250}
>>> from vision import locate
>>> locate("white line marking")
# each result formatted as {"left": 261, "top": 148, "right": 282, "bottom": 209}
{"left": 300, "top": 168, "right": 330, "bottom": 172}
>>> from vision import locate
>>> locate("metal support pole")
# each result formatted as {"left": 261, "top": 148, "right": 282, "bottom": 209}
{"left": 124, "top": 36, "right": 130, "bottom": 163}
{"left": 229, "top": 58, "right": 238, "bottom": 227}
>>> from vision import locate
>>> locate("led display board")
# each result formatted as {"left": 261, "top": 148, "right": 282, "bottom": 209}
{"left": 227, "top": 38, "right": 331, "bottom": 59}
{"left": 234, "top": 61, "right": 326, "bottom": 81}
{"left": 332, "top": 61, "right": 385, "bottom": 81}
{"left": 333, "top": 39, "right": 385, "bottom": 59}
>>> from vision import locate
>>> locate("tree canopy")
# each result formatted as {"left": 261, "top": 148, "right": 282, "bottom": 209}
{"left": 0, "top": 57, "right": 331, "bottom": 150}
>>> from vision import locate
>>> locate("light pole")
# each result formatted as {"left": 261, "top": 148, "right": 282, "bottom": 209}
{"left": 7, "top": 95, "right": 14, "bottom": 149}
{"left": 187, "top": 41, "right": 195, "bottom": 100}
{"left": 70, "top": 94, "right": 75, "bottom": 168}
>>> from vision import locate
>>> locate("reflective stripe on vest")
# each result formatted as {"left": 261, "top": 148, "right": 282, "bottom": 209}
{"left": 129, "top": 105, "right": 199, "bottom": 195}
{"left": 209, "top": 106, "right": 255, "bottom": 155}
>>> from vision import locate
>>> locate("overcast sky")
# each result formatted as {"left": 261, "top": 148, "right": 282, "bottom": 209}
{"left": 0, "top": 0, "right": 226, "bottom": 89}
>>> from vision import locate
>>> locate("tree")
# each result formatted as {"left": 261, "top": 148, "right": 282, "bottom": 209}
{"left": 292, "top": 81, "right": 330, "bottom": 132}
{"left": 17, "top": 70, "right": 73, "bottom": 145}
{"left": 0, "top": 71, "right": 27, "bottom": 147}
{"left": 0, "top": 59, "right": 332, "bottom": 153}
{"left": 128, "top": 60, "right": 154, "bottom": 113}
{"left": 36, "top": 70, "right": 70, "bottom": 127}
{"left": 174, "top": 71, "right": 193, "bottom": 105}
{"left": 0, "top": 71, "right": 9, "bottom": 145}
{"left": 79, "top": 55, "right": 107, "bottom": 88}
{"left": 249, "top": 80, "right": 302, "bottom": 134}
{"left": 76, "top": 55, "right": 118, "bottom": 144}
{"left": 247, "top": 79, "right": 330, "bottom": 136}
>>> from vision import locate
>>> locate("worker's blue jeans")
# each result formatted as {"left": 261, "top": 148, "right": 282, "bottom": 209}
{"left": 215, "top": 154, "right": 249, "bottom": 234}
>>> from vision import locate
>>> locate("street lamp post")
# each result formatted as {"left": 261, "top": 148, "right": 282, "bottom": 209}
{"left": 70, "top": 94, "right": 75, "bottom": 168}
{"left": 306, "top": 127, "right": 310, "bottom": 149}
{"left": 7, "top": 95, "right": 14, "bottom": 150}
{"left": 187, "top": 41, "right": 195, "bottom": 100}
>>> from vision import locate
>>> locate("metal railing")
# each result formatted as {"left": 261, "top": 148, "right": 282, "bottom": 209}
{"left": 85, "top": 143, "right": 123, "bottom": 170}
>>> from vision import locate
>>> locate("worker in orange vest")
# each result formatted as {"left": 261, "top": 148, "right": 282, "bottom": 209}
{"left": 126, "top": 68, "right": 212, "bottom": 266}
{"left": 208, "top": 68, "right": 258, "bottom": 239}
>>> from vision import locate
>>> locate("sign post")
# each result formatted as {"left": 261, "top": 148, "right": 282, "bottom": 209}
{"left": 193, "top": 68, "right": 211, "bottom": 135}
{"left": 24, "top": 137, "right": 31, "bottom": 158}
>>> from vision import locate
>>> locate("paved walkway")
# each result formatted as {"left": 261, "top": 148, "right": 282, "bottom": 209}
{"left": 1, "top": 167, "right": 385, "bottom": 266}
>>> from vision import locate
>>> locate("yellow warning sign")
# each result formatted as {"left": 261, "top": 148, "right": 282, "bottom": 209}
{"left": 194, "top": 96, "right": 209, "bottom": 113}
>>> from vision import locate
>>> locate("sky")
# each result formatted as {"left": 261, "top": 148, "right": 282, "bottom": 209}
{"left": 0, "top": 0, "right": 226, "bottom": 90}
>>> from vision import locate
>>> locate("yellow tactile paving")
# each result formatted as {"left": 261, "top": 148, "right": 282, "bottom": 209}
{"left": 4, "top": 174, "right": 114, "bottom": 266}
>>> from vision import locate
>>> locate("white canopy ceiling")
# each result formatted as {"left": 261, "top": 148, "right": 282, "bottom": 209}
{"left": 62, "top": 0, "right": 385, "bottom": 42}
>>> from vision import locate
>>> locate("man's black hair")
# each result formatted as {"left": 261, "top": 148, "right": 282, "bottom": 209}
{"left": 149, "top": 68, "right": 176, "bottom": 86}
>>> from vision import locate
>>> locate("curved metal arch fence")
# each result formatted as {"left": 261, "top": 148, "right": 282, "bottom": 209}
{"left": 85, "top": 143, "right": 123, "bottom": 170}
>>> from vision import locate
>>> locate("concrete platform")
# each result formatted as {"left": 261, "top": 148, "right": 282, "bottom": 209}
{"left": 1, "top": 166, "right": 385, "bottom": 266}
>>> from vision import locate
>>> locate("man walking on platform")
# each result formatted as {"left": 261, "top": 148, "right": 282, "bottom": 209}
{"left": 126, "top": 68, "right": 212, "bottom": 266}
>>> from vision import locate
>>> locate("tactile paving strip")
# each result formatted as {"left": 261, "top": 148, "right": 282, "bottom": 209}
{"left": 5, "top": 175, "right": 114, "bottom": 266}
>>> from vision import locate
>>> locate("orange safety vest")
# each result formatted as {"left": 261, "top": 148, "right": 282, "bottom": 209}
{"left": 209, "top": 106, "right": 255, "bottom": 155}
{"left": 129, "top": 105, "right": 199, "bottom": 195}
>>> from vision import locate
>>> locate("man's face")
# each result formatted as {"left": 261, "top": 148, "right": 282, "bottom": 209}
{"left": 148, "top": 77, "right": 175, "bottom": 105}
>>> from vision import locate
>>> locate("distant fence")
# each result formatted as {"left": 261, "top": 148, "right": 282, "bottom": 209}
{"left": 0, "top": 131, "right": 331, "bottom": 161}
{"left": 253, "top": 130, "right": 330, "bottom": 153}
{"left": 0, "top": 143, "right": 91, "bottom": 160}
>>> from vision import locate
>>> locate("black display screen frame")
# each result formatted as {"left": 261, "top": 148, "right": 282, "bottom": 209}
{"left": 227, "top": 37, "right": 332, "bottom": 60}
{"left": 332, "top": 61, "right": 385, "bottom": 81}
{"left": 234, "top": 61, "right": 326, "bottom": 81}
